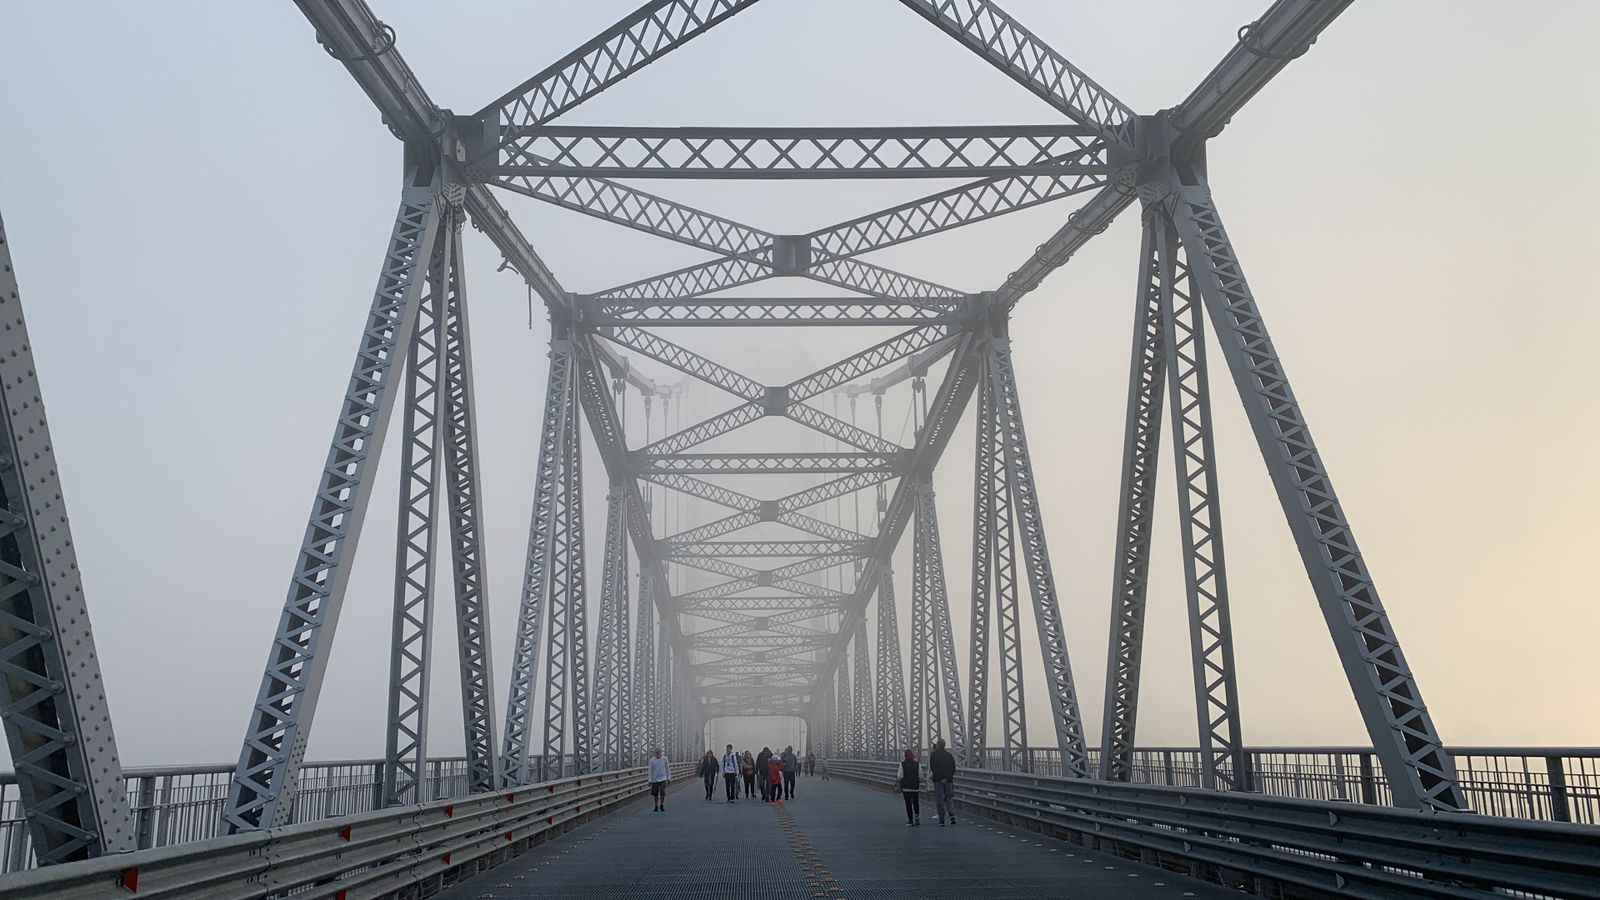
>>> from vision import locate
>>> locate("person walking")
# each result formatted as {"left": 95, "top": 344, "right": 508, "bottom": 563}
{"left": 781, "top": 745, "right": 799, "bottom": 799}
{"left": 755, "top": 747, "right": 773, "bottom": 801}
{"left": 648, "top": 747, "right": 670, "bottom": 812}
{"left": 805, "top": 750, "right": 816, "bottom": 777}
{"left": 721, "top": 744, "right": 741, "bottom": 803}
{"left": 929, "top": 738, "right": 957, "bottom": 825}
{"left": 699, "top": 750, "right": 719, "bottom": 800}
{"left": 766, "top": 751, "right": 785, "bottom": 804}
{"left": 741, "top": 750, "right": 757, "bottom": 799}
{"left": 897, "top": 748, "right": 921, "bottom": 826}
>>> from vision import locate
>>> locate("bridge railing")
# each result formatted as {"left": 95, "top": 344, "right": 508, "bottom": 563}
{"left": 1, "top": 763, "right": 691, "bottom": 899}
{"left": 830, "top": 760, "right": 1600, "bottom": 899}
{"left": 0, "top": 754, "right": 585, "bottom": 875}
{"left": 953, "top": 745, "right": 1600, "bottom": 824}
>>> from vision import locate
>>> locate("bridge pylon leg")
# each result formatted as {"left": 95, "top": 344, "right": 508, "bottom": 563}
{"left": 224, "top": 161, "right": 445, "bottom": 831}
{"left": 1098, "top": 211, "right": 1168, "bottom": 784}
{"left": 381, "top": 214, "right": 449, "bottom": 808}
{"left": 0, "top": 211, "right": 135, "bottom": 862}
{"left": 1166, "top": 177, "right": 1465, "bottom": 811}
{"left": 438, "top": 221, "right": 499, "bottom": 796}
{"left": 499, "top": 333, "right": 575, "bottom": 787}
{"left": 1155, "top": 215, "right": 1249, "bottom": 791}
{"left": 986, "top": 324, "right": 1091, "bottom": 777}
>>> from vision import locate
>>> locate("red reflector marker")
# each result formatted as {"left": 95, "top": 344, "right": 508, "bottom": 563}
{"left": 119, "top": 868, "right": 138, "bottom": 892}
{"left": 445, "top": 804, "right": 454, "bottom": 817}
{"left": 442, "top": 852, "right": 452, "bottom": 864}
{"left": 339, "top": 825, "right": 352, "bottom": 842}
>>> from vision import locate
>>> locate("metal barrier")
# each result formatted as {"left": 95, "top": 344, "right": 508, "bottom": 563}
{"left": 0, "top": 754, "right": 585, "bottom": 875}
{"left": 832, "top": 760, "right": 1600, "bottom": 899}
{"left": 0, "top": 763, "right": 690, "bottom": 898}
{"left": 957, "top": 745, "right": 1600, "bottom": 824}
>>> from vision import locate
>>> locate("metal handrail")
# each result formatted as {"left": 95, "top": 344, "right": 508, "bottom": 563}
{"left": 831, "top": 760, "right": 1600, "bottom": 899}
{"left": 0, "top": 763, "right": 692, "bottom": 899}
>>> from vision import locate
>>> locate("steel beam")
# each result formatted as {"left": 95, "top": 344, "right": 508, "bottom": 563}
{"left": 897, "top": 0, "right": 1135, "bottom": 148}
{"left": 498, "top": 338, "right": 574, "bottom": 787}
{"left": 473, "top": 0, "right": 767, "bottom": 152}
{"left": 381, "top": 222, "right": 448, "bottom": 807}
{"left": 487, "top": 125, "right": 1106, "bottom": 179}
{"left": 438, "top": 223, "right": 499, "bottom": 795}
{"left": 1157, "top": 216, "right": 1248, "bottom": 791}
{"left": 988, "top": 326, "right": 1089, "bottom": 777}
{"left": 0, "top": 212, "right": 134, "bottom": 863}
{"left": 588, "top": 298, "right": 963, "bottom": 327}
{"left": 1168, "top": 179, "right": 1463, "bottom": 811}
{"left": 1098, "top": 211, "right": 1168, "bottom": 783}
{"left": 225, "top": 165, "right": 443, "bottom": 831}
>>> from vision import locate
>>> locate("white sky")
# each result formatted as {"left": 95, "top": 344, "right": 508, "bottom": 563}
{"left": 1, "top": 0, "right": 1596, "bottom": 768}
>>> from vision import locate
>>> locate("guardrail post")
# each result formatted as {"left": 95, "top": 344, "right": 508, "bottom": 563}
{"left": 1546, "top": 755, "right": 1571, "bottom": 823}
{"left": 371, "top": 762, "right": 387, "bottom": 811}
{"left": 1162, "top": 750, "right": 1174, "bottom": 786}
{"left": 1358, "top": 753, "right": 1377, "bottom": 805}
{"left": 134, "top": 776, "right": 156, "bottom": 850}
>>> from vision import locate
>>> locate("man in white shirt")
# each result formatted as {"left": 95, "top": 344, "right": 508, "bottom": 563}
{"left": 647, "top": 747, "right": 670, "bottom": 812}
{"left": 720, "top": 744, "right": 741, "bottom": 803}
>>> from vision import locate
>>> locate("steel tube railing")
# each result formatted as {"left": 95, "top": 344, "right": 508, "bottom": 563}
{"left": 0, "top": 762, "right": 691, "bottom": 898}
{"left": 880, "top": 745, "right": 1600, "bottom": 824}
{"left": 831, "top": 760, "right": 1600, "bottom": 899}
{"left": 0, "top": 753, "right": 588, "bottom": 875}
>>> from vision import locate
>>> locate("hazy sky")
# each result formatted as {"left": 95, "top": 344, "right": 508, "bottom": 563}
{"left": 1, "top": 1, "right": 1596, "bottom": 768}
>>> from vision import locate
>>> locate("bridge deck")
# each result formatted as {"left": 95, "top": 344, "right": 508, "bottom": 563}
{"left": 440, "top": 771, "right": 1233, "bottom": 899}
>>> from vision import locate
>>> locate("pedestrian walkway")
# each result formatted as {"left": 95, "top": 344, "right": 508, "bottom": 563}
{"left": 439, "top": 773, "right": 1235, "bottom": 899}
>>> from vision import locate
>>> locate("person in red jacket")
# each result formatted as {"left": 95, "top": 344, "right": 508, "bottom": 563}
{"left": 766, "top": 754, "right": 785, "bottom": 804}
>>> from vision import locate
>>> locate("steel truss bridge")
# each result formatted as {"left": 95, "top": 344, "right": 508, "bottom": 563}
{"left": 1, "top": 1, "right": 1596, "bottom": 897}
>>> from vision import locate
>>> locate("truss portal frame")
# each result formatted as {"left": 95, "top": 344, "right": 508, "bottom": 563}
{"left": 150, "top": 0, "right": 1468, "bottom": 850}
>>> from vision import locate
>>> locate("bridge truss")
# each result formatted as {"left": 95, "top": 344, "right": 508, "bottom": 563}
{"left": 0, "top": 0, "right": 1476, "bottom": 865}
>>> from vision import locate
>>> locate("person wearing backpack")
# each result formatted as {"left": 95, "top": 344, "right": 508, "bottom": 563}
{"left": 896, "top": 748, "right": 921, "bottom": 826}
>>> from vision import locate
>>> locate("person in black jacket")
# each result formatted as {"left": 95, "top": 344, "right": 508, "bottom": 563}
{"left": 756, "top": 747, "right": 773, "bottom": 801}
{"left": 897, "top": 748, "right": 921, "bottom": 826}
{"left": 699, "top": 751, "right": 719, "bottom": 800}
{"left": 929, "top": 738, "right": 957, "bottom": 825}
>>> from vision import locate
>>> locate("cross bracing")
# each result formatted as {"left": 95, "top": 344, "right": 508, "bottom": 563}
{"left": 0, "top": 0, "right": 1488, "bottom": 868}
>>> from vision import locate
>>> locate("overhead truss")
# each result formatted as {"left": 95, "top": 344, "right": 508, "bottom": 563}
{"left": 0, "top": 0, "right": 1471, "bottom": 867}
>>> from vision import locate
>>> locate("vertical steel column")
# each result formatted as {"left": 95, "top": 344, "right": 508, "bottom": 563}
{"left": 917, "top": 484, "right": 969, "bottom": 762}
{"left": 967, "top": 363, "right": 995, "bottom": 767}
{"left": 498, "top": 336, "right": 574, "bottom": 787}
{"left": 0, "top": 212, "right": 134, "bottom": 863}
{"left": 658, "top": 620, "right": 674, "bottom": 761}
{"left": 836, "top": 647, "right": 852, "bottom": 757}
{"left": 439, "top": 221, "right": 499, "bottom": 795}
{"left": 381, "top": 222, "right": 449, "bottom": 807}
{"left": 634, "top": 569, "right": 657, "bottom": 758}
{"left": 1098, "top": 212, "right": 1168, "bottom": 782}
{"left": 851, "top": 617, "right": 872, "bottom": 758}
{"left": 226, "top": 164, "right": 443, "bottom": 830}
{"left": 982, "top": 363, "right": 1030, "bottom": 772}
{"left": 1157, "top": 216, "right": 1249, "bottom": 790}
{"left": 874, "top": 569, "right": 909, "bottom": 758}
{"left": 592, "top": 485, "right": 627, "bottom": 772}
{"left": 1169, "top": 181, "right": 1464, "bottom": 810}
{"left": 542, "top": 383, "right": 588, "bottom": 778}
{"left": 988, "top": 327, "right": 1090, "bottom": 777}
{"left": 909, "top": 497, "right": 937, "bottom": 753}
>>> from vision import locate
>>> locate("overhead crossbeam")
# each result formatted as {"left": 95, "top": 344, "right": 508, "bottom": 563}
{"left": 484, "top": 125, "right": 1107, "bottom": 179}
